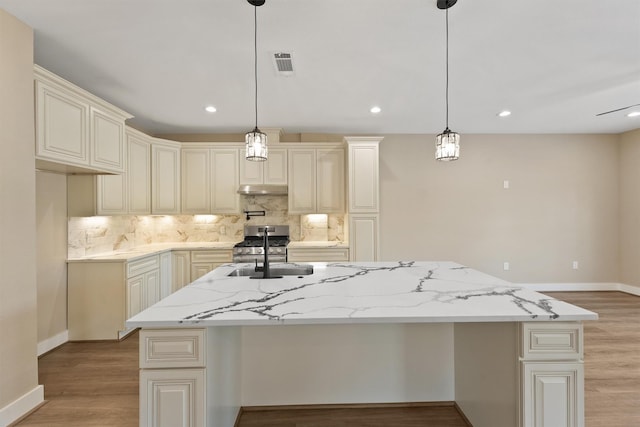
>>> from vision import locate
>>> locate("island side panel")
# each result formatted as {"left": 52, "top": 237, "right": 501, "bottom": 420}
{"left": 454, "top": 322, "right": 519, "bottom": 427}
{"left": 206, "top": 326, "right": 242, "bottom": 427}
{"left": 240, "top": 323, "right": 455, "bottom": 406}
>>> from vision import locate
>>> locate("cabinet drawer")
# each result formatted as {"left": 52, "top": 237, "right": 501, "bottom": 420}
{"left": 127, "top": 255, "right": 160, "bottom": 277}
{"left": 190, "top": 250, "right": 232, "bottom": 264}
{"left": 521, "top": 322, "right": 583, "bottom": 360}
{"left": 287, "top": 247, "right": 349, "bottom": 262}
{"left": 140, "top": 329, "right": 206, "bottom": 368}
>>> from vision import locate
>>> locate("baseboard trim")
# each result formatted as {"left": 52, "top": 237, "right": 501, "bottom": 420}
{"left": 0, "top": 385, "right": 44, "bottom": 427}
{"left": 519, "top": 282, "right": 640, "bottom": 296}
{"left": 37, "top": 330, "right": 68, "bottom": 357}
{"left": 239, "top": 401, "right": 456, "bottom": 412}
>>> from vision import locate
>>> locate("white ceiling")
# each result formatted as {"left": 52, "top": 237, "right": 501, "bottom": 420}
{"left": 1, "top": 0, "right": 639, "bottom": 136}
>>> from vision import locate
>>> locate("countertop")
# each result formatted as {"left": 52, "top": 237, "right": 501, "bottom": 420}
{"left": 68, "top": 240, "right": 349, "bottom": 262}
{"left": 287, "top": 241, "right": 349, "bottom": 248}
{"left": 67, "top": 242, "right": 238, "bottom": 262}
{"left": 126, "top": 261, "right": 597, "bottom": 328}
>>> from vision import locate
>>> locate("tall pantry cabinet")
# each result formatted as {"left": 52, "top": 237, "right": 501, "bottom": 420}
{"left": 345, "top": 137, "right": 382, "bottom": 262}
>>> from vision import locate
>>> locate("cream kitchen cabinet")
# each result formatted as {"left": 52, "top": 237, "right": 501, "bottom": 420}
{"left": 190, "top": 249, "right": 233, "bottom": 281}
{"left": 287, "top": 246, "right": 349, "bottom": 262}
{"left": 152, "top": 139, "right": 181, "bottom": 214}
{"left": 68, "top": 128, "right": 152, "bottom": 216}
{"left": 34, "top": 65, "right": 131, "bottom": 174}
{"left": 239, "top": 148, "right": 287, "bottom": 185}
{"left": 68, "top": 253, "right": 163, "bottom": 340}
{"left": 159, "top": 252, "right": 173, "bottom": 300}
{"left": 181, "top": 146, "right": 240, "bottom": 214}
{"left": 345, "top": 137, "right": 382, "bottom": 262}
{"left": 139, "top": 329, "right": 207, "bottom": 427}
{"left": 172, "top": 251, "right": 191, "bottom": 293}
{"left": 288, "top": 147, "right": 345, "bottom": 214}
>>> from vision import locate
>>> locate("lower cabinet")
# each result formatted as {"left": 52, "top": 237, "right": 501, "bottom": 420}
{"left": 69, "top": 253, "right": 163, "bottom": 340}
{"left": 519, "top": 322, "right": 585, "bottom": 427}
{"left": 68, "top": 249, "right": 232, "bottom": 340}
{"left": 139, "top": 328, "right": 207, "bottom": 427}
{"left": 287, "top": 246, "right": 349, "bottom": 263}
{"left": 172, "top": 251, "right": 191, "bottom": 293}
{"left": 190, "top": 249, "right": 233, "bottom": 281}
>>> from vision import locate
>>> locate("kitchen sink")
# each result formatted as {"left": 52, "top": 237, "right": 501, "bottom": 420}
{"left": 227, "top": 264, "right": 314, "bottom": 278}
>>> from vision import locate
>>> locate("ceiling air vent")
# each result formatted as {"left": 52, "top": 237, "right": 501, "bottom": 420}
{"left": 273, "top": 52, "right": 294, "bottom": 76}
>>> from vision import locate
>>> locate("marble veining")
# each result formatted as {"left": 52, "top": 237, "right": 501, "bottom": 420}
{"left": 126, "top": 261, "right": 597, "bottom": 328}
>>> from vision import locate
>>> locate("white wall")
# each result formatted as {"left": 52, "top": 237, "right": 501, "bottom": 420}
{"left": 0, "top": 8, "right": 42, "bottom": 425}
{"left": 379, "top": 134, "right": 620, "bottom": 283}
{"left": 36, "top": 171, "right": 68, "bottom": 354}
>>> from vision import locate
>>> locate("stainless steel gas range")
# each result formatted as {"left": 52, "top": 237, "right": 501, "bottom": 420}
{"left": 232, "top": 225, "right": 289, "bottom": 263}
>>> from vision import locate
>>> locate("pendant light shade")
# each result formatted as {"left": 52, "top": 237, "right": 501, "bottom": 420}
{"left": 435, "top": 2, "right": 460, "bottom": 162}
{"left": 435, "top": 128, "right": 460, "bottom": 161}
{"left": 245, "top": 0, "right": 267, "bottom": 162}
{"left": 246, "top": 127, "right": 268, "bottom": 161}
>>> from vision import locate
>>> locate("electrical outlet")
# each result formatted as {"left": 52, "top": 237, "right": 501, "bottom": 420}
{"left": 503, "top": 262, "right": 510, "bottom": 271}
{"left": 219, "top": 226, "right": 226, "bottom": 235}
{"left": 503, "top": 180, "right": 510, "bottom": 189}
{"left": 572, "top": 261, "right": 579, "bottom": 270}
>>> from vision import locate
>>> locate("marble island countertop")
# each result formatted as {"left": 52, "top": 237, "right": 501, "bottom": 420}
{"left": 126, "top": 261, "right": 597, "bottom": 328}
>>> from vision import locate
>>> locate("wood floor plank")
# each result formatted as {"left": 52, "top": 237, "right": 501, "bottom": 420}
{"left": 13, "top": 291, "right": 640, "bottom": 426}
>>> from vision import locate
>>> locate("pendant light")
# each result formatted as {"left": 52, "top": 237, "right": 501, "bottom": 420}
{"left": 245, "top": 0, "right": 267, "bottom": 162}
{"left": 435, "top": 0, "right": 460, "bottom": 161}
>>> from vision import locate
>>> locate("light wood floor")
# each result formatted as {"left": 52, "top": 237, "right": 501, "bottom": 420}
{"left": 545, "top": 291, "right": 640, "bottom": 427}
{"left": 13, "top": 291, "right": 640, "bottom": 427}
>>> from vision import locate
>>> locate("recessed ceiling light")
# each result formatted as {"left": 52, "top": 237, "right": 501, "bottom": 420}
{"left": 497, "top": 110, "right": 511, "bottom": 117}
{"left": 370, "top": 106, "right": 381, "bottom": 114}
{"left": 205, "top": 106, "right": 217, "bottom": 113}
{"left": 627, "top": 111, "right": 640, "bottom": 118}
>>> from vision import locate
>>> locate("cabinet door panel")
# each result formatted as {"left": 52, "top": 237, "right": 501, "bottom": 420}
{"left": 97, "top": 173, "right": 127, "bottom": 215}
{"left": 91, "top": 106, "right": 125, "bottom": 172}
{"left": 522, "top": 362, "right": 583, "bottom": 427}
{"left": 349, "top": 215, "right": 379, "bottom": 262}
{"left": 145, "top": 270, "right": 160, "bottom": 309}
{"left": 264, "top": 148, "right": 288, "bottom": 185}
{"left": 172, "top": 251, "right": 191, "bottom": 292}
{"left": 317, "top": 149, "right": 345, "bottom": 213}
{"left": 140, "top": 369, "right": 205, "bottom": 427}
{"left": 288, "top": 149, "right": 316, "bottom": 214}
{"left": 128, "top": 134, "right": 151, "bottom": 214}
{"left": 127, "top": 276, "right": 144, "bottom": 318}
{"left": 239, "top": 150, "right": 263, "bottom": 185}
{"left": 159, "top": 252, "right": 172, "bottom": 299}
{"left": 181, "top": 149, "right": 211, "bottom": 213}
{"left": 211, "top": 149, "right": 240, "bottom": 213}
{"left": 348, "top": 143, "right": 379, "bottom": 212}
{"left": 36, "top": 81, "right": 89, "bottom": 165}
{"left": 153, "top": 143, "right": 181, "bottom": 214}
{"left": 191, "top": 264, "right": 214, "bottom": 282}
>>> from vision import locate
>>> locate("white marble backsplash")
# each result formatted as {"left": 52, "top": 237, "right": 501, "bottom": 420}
{"left": 68, "top": 195, "right": 346, "bottom": 258}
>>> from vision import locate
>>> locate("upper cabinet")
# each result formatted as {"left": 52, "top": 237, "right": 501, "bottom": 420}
{"left": 181, "top": 145, "right": 240, "bottom": 214}
{"left": 34, "top": 65, "right": 132, "bottom": 174}
{"left": 239, "top": 148, "right": 288, "bottom": 185}
{"left": 151, "top": 139, "right": 181, "bottom": 215}
{"left": 288, "top": 146, "right": 345, "bottom": 214}
{"left": 347, "top": 139, "right": 380, "bottom": 213}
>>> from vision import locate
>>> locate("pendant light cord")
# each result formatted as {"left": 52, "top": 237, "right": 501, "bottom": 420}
{"left": 253, "top": 4, "right": 258, "bottom": 130}
{"left": 445, "top": 7, "right": 449, "bottom": 130}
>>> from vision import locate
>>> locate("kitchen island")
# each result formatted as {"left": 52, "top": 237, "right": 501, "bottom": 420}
{"left": 127, "top": 261, "right": 597, "bottom": 427}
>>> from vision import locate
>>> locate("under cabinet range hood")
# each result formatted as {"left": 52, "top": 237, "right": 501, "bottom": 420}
{"left": 237, "top": 185, "right": 288, "bottom": 195}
